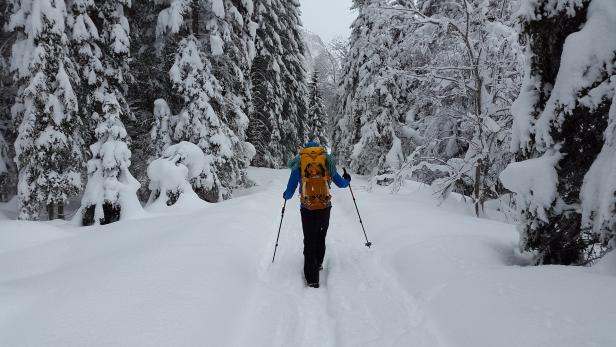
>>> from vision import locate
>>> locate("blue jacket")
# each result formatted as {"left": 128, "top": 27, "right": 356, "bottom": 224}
{"left": 283, "top": 142, "right": 349, "bottom": 204}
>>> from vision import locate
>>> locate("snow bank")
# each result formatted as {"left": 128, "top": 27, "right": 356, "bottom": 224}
{"left": 0, "top": 197, "right": 19, "bottom": 220}
{"left": 592, "top": 250, "right": 616, "bottom": 276}
{"left": 0, "top": 221, "right": 71, "bottom": 254}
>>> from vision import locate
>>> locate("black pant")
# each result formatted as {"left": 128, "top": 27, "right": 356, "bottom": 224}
{"left": 300, "top": 207, "right": 331, "bottom": 284}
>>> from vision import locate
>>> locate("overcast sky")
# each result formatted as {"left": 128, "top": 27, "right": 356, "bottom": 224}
{"left": 299, "top": 0, "right": 356, "bottom": 42}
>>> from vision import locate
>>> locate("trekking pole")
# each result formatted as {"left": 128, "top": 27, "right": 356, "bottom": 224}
{"left": 272, "top": 200, "right": 287, "bottom": 263}
{"left": 347, "top": 183, "right": 373, "bottom": 248}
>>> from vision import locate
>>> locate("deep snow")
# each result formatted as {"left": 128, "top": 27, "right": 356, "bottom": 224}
{"left": 1, "top": 168, "right": 615, "bottom": 347}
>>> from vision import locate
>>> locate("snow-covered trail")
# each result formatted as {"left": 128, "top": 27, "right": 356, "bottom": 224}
{"left": 1, "top": 168, "right": 616, "bottom": 347}
{"left": 236, "top": 173, "right": 441, "bottom": 347}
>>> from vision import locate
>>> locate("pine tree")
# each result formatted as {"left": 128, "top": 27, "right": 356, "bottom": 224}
{"left": 69, "top": 0, "right": 138, "bottom": 225}
{"left": 147, "top": 141, "right": 205, "bottom": 207}
{"left": 333, "top": 0, "right": 415, "bottom": 176}
{"left": 1, "top": 1, "right": 16, "bottom": 125}
{"left": 501, "top": 0, "right": 616, "bottom": 264}
{"left": 247, "top": 0, "right": 286, "bottom": 168}
{"left": 151, "top": 98, "right": 174, "bottom": 160}
{"left": 306, "top": 71, "right": 328, "bottom": 146}
{"left": 205, "top": 0, "right": 257, "bottom": 192}
{"left": 126, "top": 0, "right": 175, "bottom": 201}
{"left": 0, "top": 131, "right": 8, "bottom": 201}
{"left": 81, "top": 94, "right": 141, "bottom": 225}
{"left": 1, "top": 1, "right": 17, "bottom": 202}
{"left": 170, "top": 36, "right": 232, "bottom": 202}
{"left": 279, "top": 0, "right": 308, "bottom": 147}
{"left": 248, "top": 0, "right": 307, "bottom": 168}
{"left": 152, "top": 0, "right": 256, "bottom": 201}
{"left": 9, "top": 0, "right": 84, "bottom": 220}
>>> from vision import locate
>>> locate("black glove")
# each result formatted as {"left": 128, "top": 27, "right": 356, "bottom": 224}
{"left": 342, "top": 168, "right": 351, "bottom": 182}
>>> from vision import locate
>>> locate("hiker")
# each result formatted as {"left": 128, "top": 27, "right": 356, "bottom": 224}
{"left": 283, "top": 141, "right": 352, "bottom": 288}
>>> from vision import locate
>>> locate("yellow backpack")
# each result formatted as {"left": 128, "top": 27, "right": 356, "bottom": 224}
{"left": 299, "top": 146, "right": 332, "bottom": 210}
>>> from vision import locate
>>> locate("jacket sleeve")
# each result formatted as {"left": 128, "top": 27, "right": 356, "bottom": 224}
{"left": 332, "top": 171, "right": 350, "bottom": 188}
{"left": 283, "top": 168, "right": 301, "bottom": 200}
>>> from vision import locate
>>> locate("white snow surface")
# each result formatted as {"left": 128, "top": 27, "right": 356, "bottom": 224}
{"left": 1, "top": 168, "right": 615, "bottom": 347}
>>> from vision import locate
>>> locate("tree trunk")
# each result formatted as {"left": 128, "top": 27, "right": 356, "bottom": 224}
{"left": 47, "top": 203, "right": 56, "bottom": 220}
{"left": 474, "top": 159, "right": 483, "bottom": 217}
{"left": 192, "top": 0, "right": 199, "bottom": 35}
{"left": 57, "top": 201, "right": 65, "bottom": 220}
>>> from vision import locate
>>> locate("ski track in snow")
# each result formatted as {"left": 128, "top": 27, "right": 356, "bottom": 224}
{"left": 235, "top": 172, "right": 443, "bottom": 347}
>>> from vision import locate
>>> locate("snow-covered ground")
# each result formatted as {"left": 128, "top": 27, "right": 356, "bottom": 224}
{"left": 1, "top": 168, "right": 615, "bottom": 347}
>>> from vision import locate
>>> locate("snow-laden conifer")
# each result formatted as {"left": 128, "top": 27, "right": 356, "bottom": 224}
{"left": 0, "top": 131, "right": 8, "bottom": 200}
{"left": 334, "top": 0, "right": 416, "bottom": 176}
{"left": 1, "top": 1, "right": 16, "bottom": 152}
{"left": 306, "top": 71, "right": 328, "bottom": 146}
{"left": 279, "top": 0, "right": 308, "bottom": 146}
{"left": 147, "top": 141, "right": 205, "bottom": 208}
{"left": 70, "top": 0, "right": 138, "bottom": 225}
{"left": 170, "top": 36, "right": 236, "bottom": 201}
{"left": 80, "top": 94, "right": 142, "bottom": 225}
{"left": 154, "top": 0, "right": 256, "bottom": 201}
{"left": 248, "top": 0, "right": 307, "bottom": 168}
{"left": 67, "top": 0, "right": 101, "bottom": 143}
{"left": 151, "top": 98, "right": 174, "bottom": 160}
{"left": 501, "top": 0, "right": 616, "bottom": 264}
{"left": 9, "top": 0, "right": 84, "bottom": 220}
{"left": 206, "top": 0, "right": 257, "bottom": 191}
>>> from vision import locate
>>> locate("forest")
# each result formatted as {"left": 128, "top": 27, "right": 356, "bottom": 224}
{"left": 1, "top": 0, "right": 615, "bottom": 268}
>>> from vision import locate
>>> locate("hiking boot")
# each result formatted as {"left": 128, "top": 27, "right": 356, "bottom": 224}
{"left": 307, "top": 282, "right": 320, "bottom": 288}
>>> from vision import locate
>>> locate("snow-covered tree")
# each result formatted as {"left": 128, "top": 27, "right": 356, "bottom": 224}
{"left": 388, "top": 0, "right": 521, "bottom": 214}
{"left": 501, "top": 0, "right": 616, "bottom": 264}
{"left": 209, "top": 0, "right": 257, "bottom": 190}
{"left": 1, "top": 1, "right": 17, "bottom": 130}
{"left": 147, "top": 141, "right": 205, "bottom": 207}
{"left": 80, "top": 94, "right": 141, "bottom": 225}
{"left": 0, "top": 131, "right": 8, "bottom": 201}
{"left": 69, "top": 0, "right": 137, "bottom": 225}
{"left": 150, "top": 98, "right": 174, "bottom": 160}
{"left": 334, "top": 0, "right": 416, "bottom": 176}
{"left": 153, "top": 0, "right": 256, "bottom": 201}
{"left": 306, "top": 71, "right": 328, "bottom": 146}
{"left": 248, "top": 0, "right": 307, "bottom": 168}
{"left": 0, "top": 1, "right": 16, "bottom": 202}
{"left": 125, "top": 1, "right": 174, "bottom": 201}
{"left": 9, "top": 0, "right": 84, "bottom": 220}
{"left": 67, "top": 0, "right": 102, "bottom": 145}
{"left": 343, "top": 0, "right": 522, "bottom": 215}
{"left": 278, "top": 0, "right": 308, "bottom": 144}
{"left": 303, "top": 32, "right": 348, "bottom": 145}
{"left": 169, "top": 36, "right": 235, "bottom": 202}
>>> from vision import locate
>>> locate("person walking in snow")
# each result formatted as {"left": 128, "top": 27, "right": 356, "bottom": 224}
{"left": 283, "top": 141, "right": 352, "bottom": 288}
